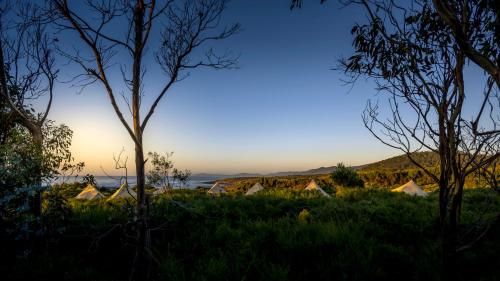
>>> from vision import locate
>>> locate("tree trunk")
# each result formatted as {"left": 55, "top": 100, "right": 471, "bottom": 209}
{"left": 438, "top": 111, "right": 449, "bottom": 227}
{"left": 31, "top": 129, "right": 43, "bottom": 218}
{"left": 131, "top": 139, "right": 150, "bottom": 280}
{"left": 130, "top": 2, "right": 150, "bottom": 280}
{"left": 441, "top": 188, "right": 458, "bottom": 281}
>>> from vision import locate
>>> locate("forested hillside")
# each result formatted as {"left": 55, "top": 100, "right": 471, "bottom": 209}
{"left": 359, "top": 151, "right": 440, "bottom": 171}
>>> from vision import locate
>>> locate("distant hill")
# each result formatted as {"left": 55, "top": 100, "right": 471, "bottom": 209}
{"left": 267, "top": 166, "right": 337, "bottom": 177}
{"left": 192, "top": 167, "right": 337, "bottom": 179}
{"left": 359, "top": 151, "right": 440, "bottom": 171}
{"left": 193, "top": 151, "right": 441, "bottom": 180}
{"left": 192, "top": 173, "right": 261, "bottom": 179}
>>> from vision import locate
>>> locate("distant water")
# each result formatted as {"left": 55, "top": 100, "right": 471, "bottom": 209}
{"left": 53, "top": 175, "right": 218, "bottom": 189}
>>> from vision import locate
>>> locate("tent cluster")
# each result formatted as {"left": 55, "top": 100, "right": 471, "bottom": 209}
{"left": 206, "top": 180, "right": 334, "bottom": 197}
{"left": 76, "top": 180, "right": 427, "bottom": 201}
{"left": 238, "top": 179, "right": 428, "bottom": 198}
{"left": 74, "top": 183, "right": 136, "bottom": 201}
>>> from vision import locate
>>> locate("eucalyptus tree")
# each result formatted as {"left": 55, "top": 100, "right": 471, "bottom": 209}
{"left": 0, "top": 1, "right": 61, "bottom": 216}
{"left": 336, "top": 0, "right": 499, "bottom": 276}
{"left": 50, "top": 0, "right": 239, "bottom": 278}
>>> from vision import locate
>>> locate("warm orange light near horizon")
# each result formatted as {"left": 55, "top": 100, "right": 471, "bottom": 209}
{"left": 68, "top": 118, "right": 396, "bottom": 176}
{"left": 53, "top": 88, "right": 398, "bottom": 176}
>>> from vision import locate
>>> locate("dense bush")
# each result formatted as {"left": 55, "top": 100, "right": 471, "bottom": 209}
{"left": 1, "top": 188, "right": 499, "bottom": 281}
{"left": 331, "top": 163, "right": 364, "bottom": 188}
{"left": 42, "top": 190, "right": 72, "bottom": 236}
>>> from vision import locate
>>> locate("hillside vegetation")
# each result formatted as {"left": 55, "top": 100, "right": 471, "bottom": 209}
{"left": 359, "top": 151, "right": 440, "bottom": 171}
{"left": 220, "top": 151, "right": 497, "bottom": 191}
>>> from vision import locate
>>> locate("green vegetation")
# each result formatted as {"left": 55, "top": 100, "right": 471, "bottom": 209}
{"left": 359, "top": 151, "right": 440, "bottom": 171}
{"left": 147, "top": 151, "right": 191, "bottom": 190}
{"left": 224, "top": 175, "right": 336, "bottom": 195}
{"left": 2, "top": 188, "right": 499, "bottom": 281}
{"left": 220, "top": 166, "right": 497, "bottom": 194}
{"left": 360, "top": 168, "right": 429, "bottom": 188}
{"left": 331, "top": 163, "right": 364, "bottom": 188}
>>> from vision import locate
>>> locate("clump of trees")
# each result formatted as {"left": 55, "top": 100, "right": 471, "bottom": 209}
{"left": 147, "top": 151, "right": 191, "bottom": 192}
{"left": 331, "top": 163, "right": 364, "bottom": 188}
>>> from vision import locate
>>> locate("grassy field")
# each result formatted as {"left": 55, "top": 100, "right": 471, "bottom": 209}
{"left": 3, "top": 187, "right": 499, "bottom": 281}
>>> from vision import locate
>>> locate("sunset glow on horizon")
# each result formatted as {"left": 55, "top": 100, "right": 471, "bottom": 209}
{"left": 42, "top": 0, "right": 487, "bottom": 176}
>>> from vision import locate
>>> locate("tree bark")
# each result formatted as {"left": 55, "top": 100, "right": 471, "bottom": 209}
{"left": 31, "top": 129, "right": 44, "bottom": 218}
{"left": 130, "top": 1, "right": 150, "bottom": 280}
{"left": 131, "top": 140, "right": 150, "bottom": 280}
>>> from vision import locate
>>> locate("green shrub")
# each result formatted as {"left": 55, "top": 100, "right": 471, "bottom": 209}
{"left": 331, "top": 163, "right": 365, "bottom": 188}
{"left": 42, "top": 189, "right": 72, "bottom": 235}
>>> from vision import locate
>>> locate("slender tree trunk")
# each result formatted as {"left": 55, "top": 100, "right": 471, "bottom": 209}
{"left": 442, "top": 181, "right": 465, "bottom": 281}
{"left": 442, "top": 49, "right": 467, "bottom": 281}
{"left": 436, "top": 111, "right": 456, "bottom": 280}
{"left": 131, "top": 138, "right": 150, "bottom": 280}
{"left": 130, "top": 1, "right": 150, "bottom": 280}
{"left": 438, "top": 111, "right": 449, "bottom": 227}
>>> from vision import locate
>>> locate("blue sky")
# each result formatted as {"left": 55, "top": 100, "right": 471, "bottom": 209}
{"left": 43, "top": 0, "right": 488, "bottom": 175}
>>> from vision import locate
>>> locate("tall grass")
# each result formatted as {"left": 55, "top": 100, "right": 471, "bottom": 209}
{"left": 3, "top": 188, "right": 499, "bottom": 281}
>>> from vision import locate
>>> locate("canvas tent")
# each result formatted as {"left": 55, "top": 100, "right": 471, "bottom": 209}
{"left": 245, "top": 182, "right": 265, "bottom": 196}
{"left": 75, "top": 184, "right": 105, "bottom": 200}
{"left": 391, "top": 180, "right": 427, "bottom": 197}
{"left": 305, "top": 180, "right": 331, "bottom": 197}
{"left": 108, "top": 183, "right": 136, "bottom": 200}
{"left": 208, "top": 182, "right": 227, "bottom": 195}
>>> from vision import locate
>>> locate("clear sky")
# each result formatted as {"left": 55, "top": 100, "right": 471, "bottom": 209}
{"left": 41, "top": 0, "right": 487, "bottom": 175}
